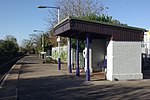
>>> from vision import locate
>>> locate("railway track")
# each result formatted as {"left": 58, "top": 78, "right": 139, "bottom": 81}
{"left": 0, "top": 57, "right": 22, "bottom": 84}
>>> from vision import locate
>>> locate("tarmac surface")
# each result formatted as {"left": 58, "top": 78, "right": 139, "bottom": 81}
{"left": 0, "top": 55, "right": 150, "bottom": 100}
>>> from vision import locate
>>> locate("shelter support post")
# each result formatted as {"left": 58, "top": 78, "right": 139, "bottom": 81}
{"left": 68, "top": 38, "right": 72, "bottom": 73}
{"left": 86, "top": 33, "right": 90, "bottom": 81}
{"left": 76, "top": 33, "right": 80, "bottom": 76}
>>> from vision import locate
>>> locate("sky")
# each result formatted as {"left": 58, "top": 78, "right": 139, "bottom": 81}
{"left": 0, "top": 0, "right": 150, "bottom": 46}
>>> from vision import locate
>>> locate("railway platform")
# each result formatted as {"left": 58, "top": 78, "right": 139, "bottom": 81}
{"left": 1, "top": 55, "right": 150, "bottom": 100}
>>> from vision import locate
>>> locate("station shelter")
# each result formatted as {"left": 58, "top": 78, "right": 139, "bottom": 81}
{"left": 54, "top": 17, "right": 145, "bottom": 81}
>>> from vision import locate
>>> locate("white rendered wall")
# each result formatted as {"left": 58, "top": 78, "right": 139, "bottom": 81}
{"left": 90, "top": 39, "right": 106, "bottom": 72}
{"left": 106, "top": 41, "right": 113, "bottom": 80}
{"left": 106, "top": 41, "right": 143, "bottom": 81}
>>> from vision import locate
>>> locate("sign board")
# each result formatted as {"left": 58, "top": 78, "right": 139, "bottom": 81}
{"left": 41, "top": 52, "right": 46, "bottom": 54}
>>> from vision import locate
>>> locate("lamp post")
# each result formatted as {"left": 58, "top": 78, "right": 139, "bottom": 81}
{"left": 33, "top": 30, "right": 45, "bottom": 59}
{"left": 33, "top": 30, "right": 44, "bottom": 51}
{"left": 37, "top": 6, "right": 60, "bottom": 23}
{"left": 33, "top": 30, "right": 44, "bottom": 32}
{"left": 37, "top": 5, "right": 61, "bottom": 70}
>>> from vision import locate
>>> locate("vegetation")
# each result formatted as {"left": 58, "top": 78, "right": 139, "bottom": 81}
{"left": 21, "top": 33, "right": 43, "bottom": 54}
{"left": 70, "top": 14, "right": 127, "bottom": 52}
{"left": 20, "top": 32, "right": 54, "bottom": 55}
{"left": 79, "top": 14, "right": 127, "bottom": 26}
{"left": 0, "top": 35, "right": 20, "bottom": 65}
{"left": 56, "top": 0, "right": 106, "bottom": 21}
{"left": 21, "top": 0, "right": 127, "bottom": 58}
{"left": 46, "top": 0, "right": 106, "bottom": 46}
{"left": 0, "top": 35, "right": 19, "bottom": 56}
{"left": 46, "top": 0, "right": 127, "bottom": 51}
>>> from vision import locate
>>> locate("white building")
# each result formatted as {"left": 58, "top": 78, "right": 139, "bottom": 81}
{"left": 142, "top": 30, "right": 150, "bottom": 55}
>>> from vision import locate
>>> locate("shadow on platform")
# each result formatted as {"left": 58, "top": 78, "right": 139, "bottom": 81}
{"left": 1, "top": 74, "right": 150, "bottom": 100}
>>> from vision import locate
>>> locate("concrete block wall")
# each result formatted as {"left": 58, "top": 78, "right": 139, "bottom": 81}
{"left": 107, "top": 41, "right": 143, "bottom": 81}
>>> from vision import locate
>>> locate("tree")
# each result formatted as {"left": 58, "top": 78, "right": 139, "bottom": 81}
{"left": 29, "top": 33, "right": 42, "bottom": 53}
{"left": 47, "top": 0, "right": 126, "bottom": 51}
{"left": 56, "top": 0, "right": 106, "bottom": 19}
{"left": 3, "top": 40, "right": 19, "bottom": 55}
{"left": 21, "top": 32, "right": 53, "bottom": 54}
{"left": 0, "top": 40, "right": 5, "bottom": 56}
{"left": 21, "top": 39, "right": 32, "bottom": 53}
{"left": 47, "top": 0, "right": 107, "bottom": 47}
{"left": 0, "top": 36, "right": 20, "bottom": 64}
{"left": 48, "top": 29, "right": 68, "bottom": 47}
{"left": 79, "top": 14, "right": 127, "bottom": 25}
{"left": 21, "top": 34, "right": 41, "bottom": 54}
{"left": 48, "top": 30, "right": 57, "bottom": 46}
{"left": 4, "top": 35, "right": 19, "bottom": 54}
{"left": 4, "top": 35, "right": 17, "bottom": 44}
{"left": 0, "top": 35, "right": 19, "bottom": 57}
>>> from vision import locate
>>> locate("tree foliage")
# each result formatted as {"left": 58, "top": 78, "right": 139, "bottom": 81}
{"left": 47, "top": 0, "right": 107, "bottom": 47}
{"left": 21, "top": 32, "right": 54, "bottom": 54}
{"left": 0, "top": 35, "right": 22, "bottom": 65}
{"left": 0, "top": 35, "right": 19, "bottom": 57}
{"left": 70, "top": 14, "right": 127, "bottom": 51}
{"left": 56, "top": 0, "right": 105, "bottom": 19}
{"left": 80, "top": 14, "right": 127, "bottom": 25}
{"left": 21, "top": 33, "right": 42, "bottom": 54}
{"left": 46, "top": 0, "right": 126, "bottom": 50}
{"left": 4, "top": 35, "right": 17, "bottom": 44}
{"left": 48, "top": 30, "right": 57, "bottom": 46}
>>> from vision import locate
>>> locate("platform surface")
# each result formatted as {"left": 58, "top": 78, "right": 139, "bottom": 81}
{"left": 1, "top": 55, "right": 150, "bottom": 100}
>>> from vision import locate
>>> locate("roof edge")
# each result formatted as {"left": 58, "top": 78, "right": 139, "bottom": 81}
{"left": 69, "top": 16, "right": 146, "bottom": 32}
{"left": 54, "top": 16, "right": 146, "bottom": 32}
{"left": 54, "top": 16, "right": 70, "bottom": 28}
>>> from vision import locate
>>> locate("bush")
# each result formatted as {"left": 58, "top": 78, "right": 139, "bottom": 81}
{"left": 45, "top": 56, "right": 57, "bottom": 63}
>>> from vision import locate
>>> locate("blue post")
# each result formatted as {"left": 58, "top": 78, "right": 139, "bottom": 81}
{"left": 68, "top": 38, "right": 72, "bottom": 73}
{"left": 76, "top": 34, "right": 80, "bottom": 76}
{"left": 86, "top": 33, "right": 90, "bottom": 81}
{"left": 57, "top": 37, "right": 61, "bottom": 70}
{"left": 58, "top": 58, "right": 61, "bottom": 70}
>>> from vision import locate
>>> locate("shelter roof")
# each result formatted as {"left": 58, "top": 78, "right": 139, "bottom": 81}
{"left": 54, "top": 17, "right": 145, "bottom": 41}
